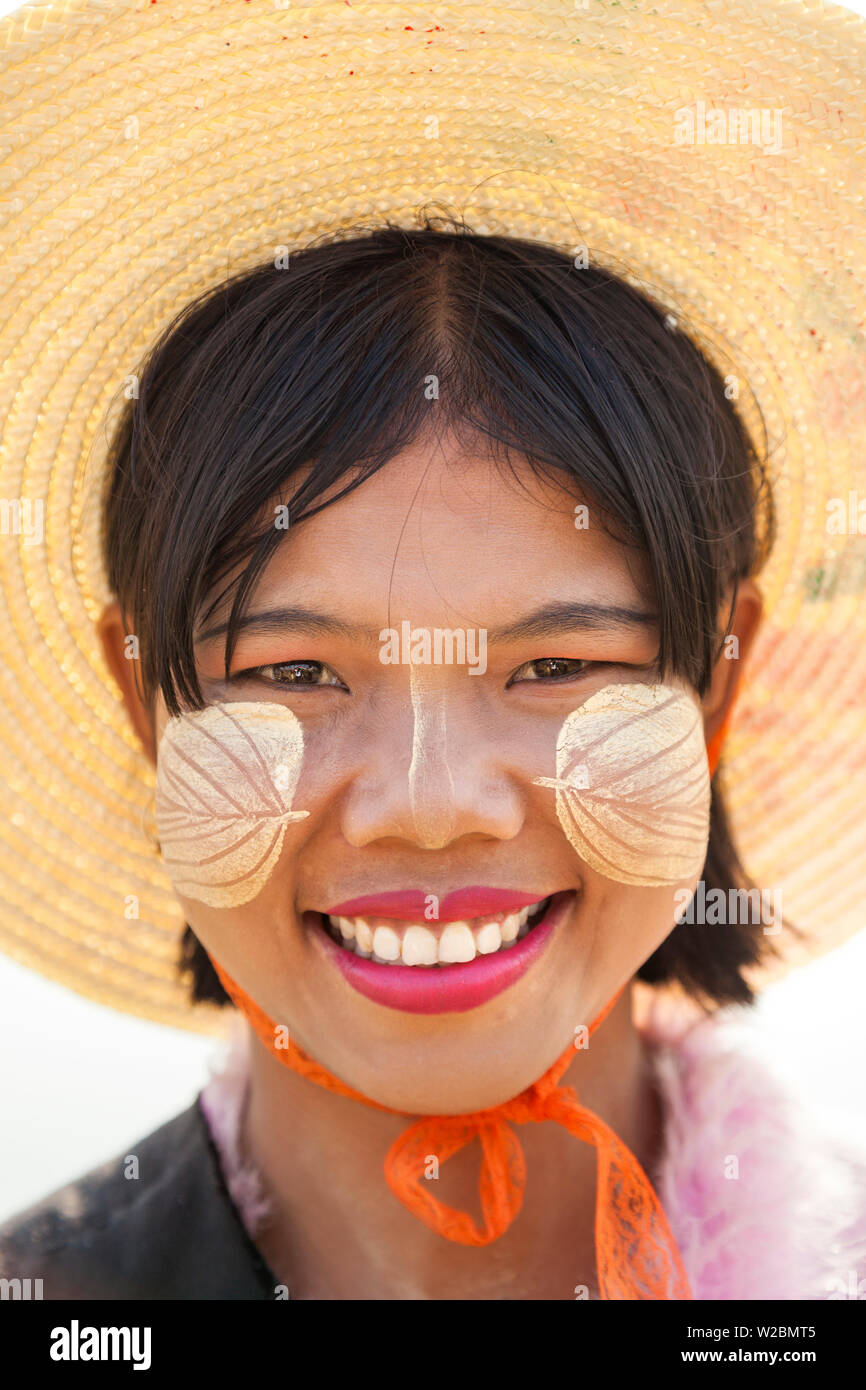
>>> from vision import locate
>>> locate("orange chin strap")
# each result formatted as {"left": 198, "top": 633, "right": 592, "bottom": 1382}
{"left": 210, "top": 961, "right": 693, "bottom": 1299}
{"left": 706, "top": 711, "right": 731, "bottom": 781}
{"left": 205, "top": 723, "right": 733, "bottom": 1299}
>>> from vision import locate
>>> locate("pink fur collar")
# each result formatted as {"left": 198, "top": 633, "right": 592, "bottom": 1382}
{"left": 199, "top": 998, "right": 866, "bottom": 1299}
{"left": 640, "top": 994, "right": 866, "bottom": 1299}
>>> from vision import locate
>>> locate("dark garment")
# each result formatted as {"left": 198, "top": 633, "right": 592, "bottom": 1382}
{"left": 0, "top": 1098, "right": 280, "bottom": 1299}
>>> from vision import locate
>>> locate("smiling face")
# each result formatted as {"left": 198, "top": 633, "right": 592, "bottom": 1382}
{"left": 147, "top": 432, "right": 710, "bottom": 1113}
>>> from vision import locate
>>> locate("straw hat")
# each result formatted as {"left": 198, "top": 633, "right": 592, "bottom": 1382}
{"left": 1, "top": 0, "right": 865, "bottom": 1037}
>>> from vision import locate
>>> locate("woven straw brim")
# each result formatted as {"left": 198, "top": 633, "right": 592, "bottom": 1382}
{"left": 1, "top": 0, "right": 865, "bottom": 1034}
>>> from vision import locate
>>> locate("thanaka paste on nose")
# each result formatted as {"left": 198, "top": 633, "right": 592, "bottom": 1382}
{"left": 533, "top": 682, "right": 711, "bottom": 886}
{"left": 154, "top": 700, "right": 310, "bottom": 907}
{"left": 408, "top": 659, "right": 458, "bottom": 849}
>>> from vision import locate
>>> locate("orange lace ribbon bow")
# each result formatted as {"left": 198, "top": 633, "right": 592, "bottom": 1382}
{"left": 211, "top": 960, "right": 693, "bottom": 1299}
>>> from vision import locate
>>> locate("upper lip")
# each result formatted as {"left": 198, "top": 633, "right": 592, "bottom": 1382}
{"left": 322, "top": 887, "right": 552, "bottom": 922}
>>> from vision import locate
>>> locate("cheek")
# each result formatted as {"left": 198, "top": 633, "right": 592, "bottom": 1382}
{"left": 579, "top": 878, "right": 689, "bottom": 986}
{"left": 534, "top": 682, "right": 711, "bottom": 887}
{"left": 154, "top": 701, "right": 310, "bottom": 907}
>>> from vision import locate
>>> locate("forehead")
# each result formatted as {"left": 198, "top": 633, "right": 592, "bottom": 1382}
{"left": 234, "top": 434, "right": 652, "bottom": 624}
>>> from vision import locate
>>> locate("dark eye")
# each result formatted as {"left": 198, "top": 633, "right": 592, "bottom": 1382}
{"left": 232, "top": 660, "right": 345, "bottom": 689}
{"left": 508, "top": 658, "right": 594, "bottom": 684}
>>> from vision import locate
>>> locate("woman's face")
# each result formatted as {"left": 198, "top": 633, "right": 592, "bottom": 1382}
{"left": 148, "top": 436, "right": 718, "bottom": 1113}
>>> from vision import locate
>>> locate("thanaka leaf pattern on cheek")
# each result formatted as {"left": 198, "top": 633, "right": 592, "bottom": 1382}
{"left": 155, "top": 701, "right": 310, "bottom": 908}
{"left": 533, "top": 683, "right": 711, "bottom": 886}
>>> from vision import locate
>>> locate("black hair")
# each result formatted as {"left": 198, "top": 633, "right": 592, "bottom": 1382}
{"left": 100, "top": 206, "right": 797, "bottom": 1012}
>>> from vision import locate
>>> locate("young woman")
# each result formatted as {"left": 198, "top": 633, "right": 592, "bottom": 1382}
{"left": 3, "top": 222, "right": 862, "bottom": 1299}
{"left": 3, "top": 0, "right": 866, "bottom": 1306}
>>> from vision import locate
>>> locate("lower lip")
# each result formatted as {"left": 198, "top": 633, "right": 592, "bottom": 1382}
{"left": 308, "top": 891, "right": 573, "bottom": 1014}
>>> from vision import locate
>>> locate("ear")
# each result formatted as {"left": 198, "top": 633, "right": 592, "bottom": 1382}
{"left": 96, "top": 599, "right": 157, "bottom": 767}
{"left": 702, "top": 577, "right": 764, "bottom": 745}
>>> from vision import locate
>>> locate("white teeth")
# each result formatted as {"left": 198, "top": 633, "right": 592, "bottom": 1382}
{"left": 354, "top": 919, "right": 374, "bottom": 957}
{"left": 500, "top": 911, "right": 521, "bottom": 943}
{"left": 371, "top": 925, "right": 401, "bottom": 962}
{"left": 438, "top": 922, "right": 476, "bottom": 964}
{"left": 324, "top": 896, "right": 553, "bottom": 967}
{"left": 401, "top": 924, "right": 439, "bottom": 966}
{"left": 474, "top": 920, "right": 502, "bottom": 954}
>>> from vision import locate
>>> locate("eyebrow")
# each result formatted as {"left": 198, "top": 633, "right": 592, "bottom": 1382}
{"left": 195, "top": 600, "right": 658, "bottom": 648}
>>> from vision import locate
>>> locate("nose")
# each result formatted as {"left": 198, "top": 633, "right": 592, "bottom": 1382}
{"left": 338, "top": 663, "right": 524, "bottom": 850}
{"left": 407, "top": 661, "right": 456, "bottom": 847}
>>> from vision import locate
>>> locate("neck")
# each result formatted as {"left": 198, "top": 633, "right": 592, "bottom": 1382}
{"left": 239, "top": 984, "right": 663, "bottom": 1300}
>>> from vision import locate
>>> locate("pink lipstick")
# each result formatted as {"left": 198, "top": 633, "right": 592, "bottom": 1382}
{"left": 309, "top": 890, "right": 573, "bottom": 1014}
{"left": 324, "top": 886, "right": 545, "bottom": 923}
